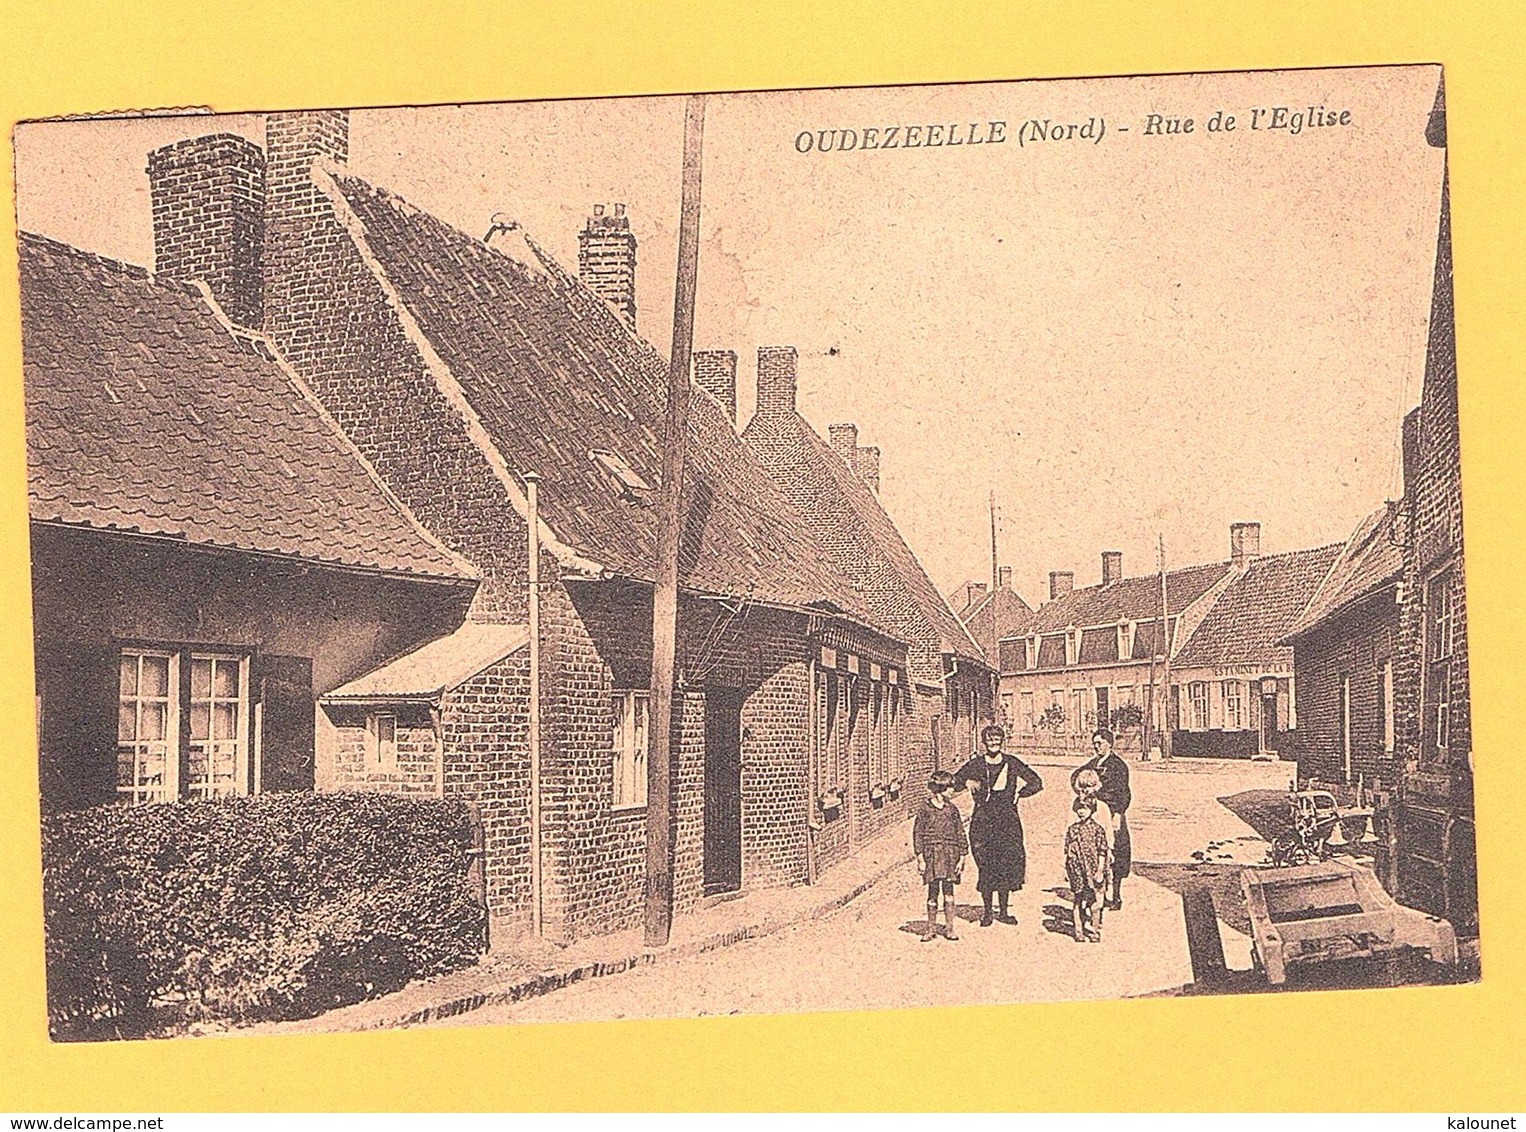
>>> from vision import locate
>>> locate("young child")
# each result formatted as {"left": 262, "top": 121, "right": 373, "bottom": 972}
{"left": 913, "top": 769, "right": 968, "bottom": 942}
{"left": 1064, "top": 796, "right": 1111, "bottom": 943}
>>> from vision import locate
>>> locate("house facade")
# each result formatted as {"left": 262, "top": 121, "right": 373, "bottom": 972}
{"left": 136, "top": 113, "right": 915, "bottom": 944}
{"left": 1388, "top": 84, "right": 1476, "bottom": 935}
{"left": 997, "top": 541, "right": 1240, "bottom": 755}
{"left": 21, "top": 233, "right": 479, "bottom": 814}
{"left": 741, "top": 360, "right": 998, "bottom": 840}
{"left": 1167, "top": 539, "right": 1341, "bottom": 759}
{"left": 1283, "top": 506, "right": 1404, "bottom": 790}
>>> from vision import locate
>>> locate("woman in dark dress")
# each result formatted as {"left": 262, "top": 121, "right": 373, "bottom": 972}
{"left": 954, "top": 724, "right": 1044, "bottom": 926}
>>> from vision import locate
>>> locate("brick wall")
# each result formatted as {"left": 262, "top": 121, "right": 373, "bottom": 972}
{"left": 440, "top": 649, "right": 534, "bottom": 938}
{"left": 147, "top": 133, "right": 266, "bottom": 328}
{"left": 1292, "top": 593, "right": 1400, "bottom": 786}
{"left": 324, "top": 702, "right": 441, "bottom": 795}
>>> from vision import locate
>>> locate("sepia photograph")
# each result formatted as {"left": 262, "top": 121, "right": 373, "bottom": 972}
{"left": 13, "top": 62, "right": 1477, "bottom": 1043}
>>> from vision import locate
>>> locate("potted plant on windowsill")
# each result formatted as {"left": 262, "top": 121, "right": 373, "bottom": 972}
{"left": 869, "top": 783, "right": 887, "bottom": 808}
{"left": 818, "top": 788, "right": 844, "bottom": 817}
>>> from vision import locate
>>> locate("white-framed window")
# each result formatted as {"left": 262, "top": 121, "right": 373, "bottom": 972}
{"left": 1071, "top": 688, "right": 1085, "bottom": 734}
{"left": 118, "top": 650, "right": 179, "bottom": 805}
{"left": 611, "top": 690, "right": 650, "bottom": 809}
{"left": 1423, "top": 569, "right": 1456, "bottom": 760}
{"left": 1223, "top": 681, "right": 1243, "bottom": 730}
{"left": 1020, "top": 690, "right": 1035, "bottom": 732}
{"left": 117, "top": 648, "right": 250, "bottom": 805}
{"left": 1000, "top": 691, "right": 1014, "bottom": 728}
{"left": 368, "top": 712, "right": 398, "bottom": 769}
{"left": 1189, "top": 681, "right": 1210, "bottom": 731}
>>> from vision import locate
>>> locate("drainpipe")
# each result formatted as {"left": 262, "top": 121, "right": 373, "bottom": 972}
{"left": 805, "top": 643, "right": 820, "bottom": 884}
{"left": 524, "top": 471, "right": 544, "bottom": 938}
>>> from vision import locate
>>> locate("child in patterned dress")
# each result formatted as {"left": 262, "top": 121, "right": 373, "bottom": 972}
{"left": 1065, "top": 795, "right": 1111, "bottom": 942}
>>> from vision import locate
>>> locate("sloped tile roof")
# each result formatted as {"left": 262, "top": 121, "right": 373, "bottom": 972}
{"left": 1025, "top": 560, "right": 1234, "bottom": 634}
{"left": 1281, "top": 508, "right": 1403, "bottom": 642}
{"left": 742, "top": 410, "right": 988, "bottom": 668}
{"left": 325, "top": 174, "right": 877, "bottom": 623}
{"left": 1173, "top": 542, "right": 1344, "bottom": 668}
{"left": 323, "top": 621, "right": 528, "bottom": 700}
{"left": 19, "top": 233, "right": 475, "bottom": 582}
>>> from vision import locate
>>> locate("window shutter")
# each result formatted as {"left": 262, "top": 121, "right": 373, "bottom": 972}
{"left": 37, "top": 641, "right": 119, "bottom": 811}
{"left": 255, "top": 655, "right": 315, "bottom": 792}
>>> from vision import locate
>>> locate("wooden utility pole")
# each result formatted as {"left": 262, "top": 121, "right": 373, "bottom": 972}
{"left": 644, "top": 94, "right": 706, "bottom": 948}
{"left": 989, "top": 491, "right": 999, "bottom": 592}
{"left": 1158, "top": 533, "right": 1173, "bottom": 759}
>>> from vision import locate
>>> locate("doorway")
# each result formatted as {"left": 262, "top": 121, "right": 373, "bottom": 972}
{"left": 704, "top": 689, "right": 743, "bottom": 896}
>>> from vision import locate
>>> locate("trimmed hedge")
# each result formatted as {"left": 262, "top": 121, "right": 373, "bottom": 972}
{"left": 42, "top": 791, "right": 485, "bottom": 1041}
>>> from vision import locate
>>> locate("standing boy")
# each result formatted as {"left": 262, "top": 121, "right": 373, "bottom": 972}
{"left": 913, "top": 770, "right": 968, "bottom": 942}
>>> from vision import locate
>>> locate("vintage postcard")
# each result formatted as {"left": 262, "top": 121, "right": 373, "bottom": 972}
{"left": 12, "top": 63, "right": 1477, "bottom": 1042}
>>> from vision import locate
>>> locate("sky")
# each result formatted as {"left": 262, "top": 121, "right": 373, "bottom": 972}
{"left": 13, "top": 65, "right": 1446, "bottom": 606}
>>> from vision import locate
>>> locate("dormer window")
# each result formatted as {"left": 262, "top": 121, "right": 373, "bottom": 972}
{"left": 1065, "top": 626, "right": 1079, "bottom": 667}
{"left": 590, "top": 448, "right": 653, "bottom": 505}
{"left": 1117, "top": 620, "right": 1133, "bottom": 662}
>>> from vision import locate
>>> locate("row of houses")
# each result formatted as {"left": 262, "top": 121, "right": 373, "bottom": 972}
{"left": 975, "top": 523, "right": 1340, "bottom": 762}
{"left": 23, "top": 110, "right": 994, "bottom": 946}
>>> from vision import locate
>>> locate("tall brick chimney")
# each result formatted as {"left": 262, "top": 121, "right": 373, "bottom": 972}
{"left": 965, "top": 580, "right": 988, "bottom": 609}
{"left": 756, "top": 346, "right": 798, "bottom": 419}
{"left": 693, "top": 350, "right": 738, "bottom": 423}
{"left": 1401, "top": 406, "right": 1423, "bottom": 498}
{"left": 1101, "top": 551, "right": 1123, "bottom": 586}
{"left": 147, "top": 134, "right": 266, "bottom": 328}
{"left": 853, "top": 445, "right": 881, "bottom": 493}
{"left": 263, "top": 110, "right": 350, "bottom": 357}
{"left": 828, "top": 423, "right": 859, "bottom": 460}
{"left": 998, "top": 565, "right": 1012, "bottom": 591}
{"left": 1049, "top": 571, "right": 1074, "bottom": 601}
{"left": 1230, "top": 522, "right": 1262, "bottom": 569}
{"left": 578, "top": 203, "right": 637, "bottom": 325}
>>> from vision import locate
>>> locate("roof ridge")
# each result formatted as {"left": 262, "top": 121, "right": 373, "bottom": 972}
{"left": 19, "top": 231, "right": 151, "bottom": 280}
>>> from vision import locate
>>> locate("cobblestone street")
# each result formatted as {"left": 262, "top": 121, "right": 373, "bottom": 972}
{"left": 440, "top": 757, "right": 1290, "bottom": 1026}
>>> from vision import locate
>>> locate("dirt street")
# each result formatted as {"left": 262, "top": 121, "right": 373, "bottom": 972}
{"left": 441, "top": 757, "right": 1290, "bottom": 1026}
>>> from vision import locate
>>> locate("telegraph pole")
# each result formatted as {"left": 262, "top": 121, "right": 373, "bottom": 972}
{"left": 989, "top": 491, "right": 999, "bottom": 592}
{"left": 1158, "top": 533, "right": 1173, "bottom": 760}
{"left": 644, "top": 94, "right": 706, "bottom": 948}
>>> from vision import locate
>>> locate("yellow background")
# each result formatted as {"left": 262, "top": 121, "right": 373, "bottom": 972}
{"left": 1, "top": 0, "right": 1521, "bottom": 1112}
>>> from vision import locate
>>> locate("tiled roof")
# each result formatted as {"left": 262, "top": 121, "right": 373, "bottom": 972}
{"left": 19, "top": 233, "right": 475, "bottom": 583}
{"left": 323, "top": 621, "right": 528, "bottom": 700}
{"left": 1024, "top": 560, "right": 1233, "bottom": 634}
{"left": 325, "top": 174, "right": 877, "bottom": 623}
{"left": 743, "top": 410, "right": 987, "bottom": 667}
{"left": 1281, "top": 509, "right": 1403, "bottom": 642}
{"left": 1173, "top": 542, "right": 1344, "bottom": 668}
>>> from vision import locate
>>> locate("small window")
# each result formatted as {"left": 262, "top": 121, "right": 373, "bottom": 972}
{"left": 369, "top": 712, "right": 398, "bottom": 768}
{"left": 1223, "top": 681, "right": 1243, "bottom": 730}
{"left": 1020, "top": 690, "right": 1035, "bottom": 732}
{"left": 612, "top": 690, "right": 650, "bottom": 808}
{"left": 1189, "top": 681, "right": 1209, "bottom": 731}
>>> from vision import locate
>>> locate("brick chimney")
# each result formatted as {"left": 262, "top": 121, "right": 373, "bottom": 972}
{"left": 1401, "top": 406, "right": 1423, "bottom": 498}
{"left": 1049, "top": 571, "right": 1074, "bottom": 600}
{"left": 264, "top": 110, "right": 350, "bottom": 356}
{"left": 1101, "top": 551, "right": 1123, "bottom": 586}
{"left": 1230, "top": 522, "right": 1262, "bottom": 569}
{"left": 828, "top": 423, "right": 858, "bottom": 460}
{"left": 965, "top": 580, "right": 988, "bottom": 609}
{"left": 853, "top": 445, "right": 881, "bottom": 493}
{"left": 756, "top": 346, "right": 798, "bottom": 419}
{"left": 147, "top": 134, "right": 266, "bottom": 328}
{"left": 693, "top": 349, "right": 738, "bottom": 423}
{"left": 578, "top": 203, "right": 637, "bottom": 325}
{"left": 998, "top": 565, "right": 1012, "bottom": 590}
